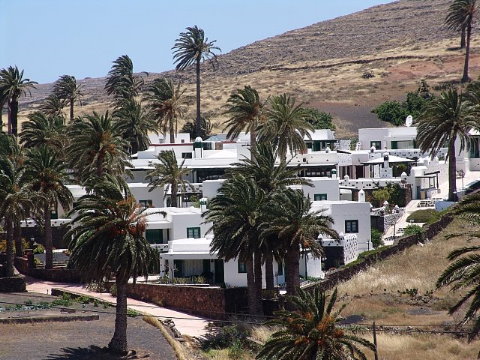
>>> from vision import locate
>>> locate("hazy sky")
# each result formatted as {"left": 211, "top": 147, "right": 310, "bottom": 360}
{"left": 1, "top": 0, "right": 394, "bottom": 84}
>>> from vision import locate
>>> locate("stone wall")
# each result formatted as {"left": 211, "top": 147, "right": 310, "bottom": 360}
{"left": 0, "top": 276, "right": 26, "bottom": 292}
{"left": 125, "top": 283, "right": 248, "bottom": 319}
{"left": 304, "top": 215, "right": 453, "bottom": 293}
{"left": 14, "top": 257, "right": 82, "bottom": 283}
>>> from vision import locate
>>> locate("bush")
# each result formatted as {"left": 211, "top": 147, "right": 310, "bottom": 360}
{"left": 201, "top": 323, "right": 250, "bottom": 351}
{"left": 406, "top": 209, "right": 440, "bottom": 224}
{"left": 371, "top": 229, "right": 384, "bottom": 249}
{"left": 403, "top": 225, "right": 423, "bottom": 236}
{"left": 33, "top": 244, "right": 45, "bottom": 254}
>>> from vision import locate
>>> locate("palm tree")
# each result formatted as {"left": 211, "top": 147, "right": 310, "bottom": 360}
{"left": 66, "top": 180, "right": 162, "bottom": 354}
{"left": 144, "top": 78, "right": 186, "bottom": 144}
{"left": 40, "top": 94, "right": 66, "bottom": 118}
{"left": 0, "top": 151, "right": 32, "bottom": 274}
{"left": 0, "top": 66, "right": 37, "bottom": 136}
{"left": 145, "top": 150, "right": 191, "bottom": 208}
{"left": 229, "top": 143, "right": 312, "bottom": 290}
{"left": 20, "top": 111, "right": 66, "bottom": 151}
{"left": 172, "top": 26, "right": 220, "bottom": 139}
{"left": 23, "top": 146, "right": 73, "bottom": 269}
{"left": 445, "top": 0, "right": 478, "bottom": 82}
{"left": 417, "top": 88, "right": 479, "bottom": 201}
{"left": 53, "top": 75, "right": 83, "bottom": 122}
{"left": 437, "top": 193, "right": 480, "bottom": 340}
{"left": 204, "top": 175, "right": 266, "bottom": 315}
{"left": 258, "top": 94, "right": 313, "bottom": 162}
{"left": 257, "top": 288, "right": 375, "bottom": 360}
{"left": 223, "top": 86, "right": 265, "bottom": 155}
{"left": 113, "top": 99, "right": 157, "bottom": 154}
{"left": 263, "top": 189, "right": 338, "bottom": 295}
{"left": 67, "top": 111, "right": 131, "bottom": 187}
{"left": 105, "top": 55, "right": 144, "bottom": 104}
{"left": 0, "top": 92, "right": 7, "bottom": 132}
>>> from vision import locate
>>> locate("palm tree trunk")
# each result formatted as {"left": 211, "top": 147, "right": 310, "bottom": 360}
{"left": 44, "top": 203, "right": 53, "bottom": 269}
{"left": 169, "top": 116, "right": 175, "bottom": 143}
{"left": 195, "top": 58, "right": 201, "bottom": 139}
{"left": 462, "top": 21, "right": 472, "bottom": 83}
{"left": 448, "top": 140, "right": 458, "bottom": 202}
{"left": 108, "top": 279, "right": 129, "bottom": 354}
{"left": 14, "top": 220, "right": 23, "bottom": 257}
{"left": 246, "top": 255, "right": 261, "bottom": 315}
{"left": 69, "top": 99, "right": 74, "bottom": 123}
{"left": 250, "top": 126, "right": 257, "bottom": 159}
{"left": 265, "top": 251, "right": 275, "bottom": 291}
{"left": 254, "top": 249, "right": 263, "bottom": 314}
{"left": 5, "top": 220, "right": 14, "bottom": 277}
{"left": 461, "top": 25, "right": 466, "bottom": 49}
{"left": 285, "top": 244, "right": 301, "bottom": 296}
{"left": 170, "top": 182, "right": 178, "bottom": 207}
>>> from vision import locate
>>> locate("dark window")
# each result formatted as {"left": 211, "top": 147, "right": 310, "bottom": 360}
{"left": 370, "top": 141, "right": 381, "bottom": 150}
{"left": 314, "top": 193, "right": 328, "bottom": 201}
{"left": 345, "top": 220, "right": 359, "bottom": 233}
{"left": 187, "top": 227, "right": 201, "bottom": 239}
{"left": 182, "top": 152, "right": 193, "bottom": 159}
{"left": 50, "top": 209, "right": 58, "bottom": 220}
{"left": 238, "top": 262, "right": 247, "bottom": 273}
{"left": 139, "top": 200, "right": 153, "bottom": 208}
{"left": 146, "top": 229, "right": 163, "bottom": 244}
{"left": 277, "top": 262, "right": 284, "bottom": 276}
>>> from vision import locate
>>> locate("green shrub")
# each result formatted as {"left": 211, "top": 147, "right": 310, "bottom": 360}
{"left": 406, "top": 209, "right": 440, "bottom": 224}
{"left": 371, "top": 229, "right": 384, "bottom": 249}
{"left": 403, "top": 225, "right": 424, "bottom": 236}
{"left": 201, "top": 324, "right": 250, "bottom": 350}
{"left": 33, "top": 244, "right": 45, "bottom": 254}
{"left": 304, "top": 108, "right": 336, "bottom": 130}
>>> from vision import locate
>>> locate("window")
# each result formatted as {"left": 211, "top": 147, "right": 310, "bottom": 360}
{"left": 314, "top": 193, "right": 328, "bottom": 201}
{"left": 182, "top": 152, "right": 193, "bottom": 159}
{"left": 139, "top": 200, "right": 153, "bottom": 208}
{"left": 187, "top": 227, "right": 201, "bottom": 238}
{"left": 146, "top": 229, "right": 163, "bottom": 244}
{"left": 370, "top": 141, "right": 381, "bottom": 150}
{"left": 345, "top": 220, "right": 359, "bottom": 233}
{"left": 277, "top": 262, "right": 284, "bottom": 276}
{"left": 238, "top": 262, "right": 247, "bottom": 273}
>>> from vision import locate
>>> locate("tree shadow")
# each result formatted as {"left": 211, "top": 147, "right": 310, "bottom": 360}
{"left": 44, "top": 346, "right": 150, "bottom": 360}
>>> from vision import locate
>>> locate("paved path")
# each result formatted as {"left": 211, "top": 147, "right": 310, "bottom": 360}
{"left": 25, "top": 276, "right": 209, "bottom": 338}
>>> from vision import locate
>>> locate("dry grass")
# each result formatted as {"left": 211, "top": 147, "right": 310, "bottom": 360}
{"left": 363, "top": 333, "right": 479, "bottom": 360}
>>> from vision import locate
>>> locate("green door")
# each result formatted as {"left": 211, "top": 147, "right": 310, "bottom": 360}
{"left": 214, "top": 259, "right": 224, "bottom": 284}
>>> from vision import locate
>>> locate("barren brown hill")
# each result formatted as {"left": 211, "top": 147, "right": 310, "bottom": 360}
{"left": 17, "top": 0, "right": 480, "bottom": 137}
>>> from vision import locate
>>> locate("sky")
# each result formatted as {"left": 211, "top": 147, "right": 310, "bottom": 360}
{"left": 1, "top": 0, "right": 394, "bottom": 84}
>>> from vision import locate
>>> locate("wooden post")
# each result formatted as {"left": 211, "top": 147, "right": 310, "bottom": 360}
{"left": 373, "top": 321, "right": 379, "bottom": 360}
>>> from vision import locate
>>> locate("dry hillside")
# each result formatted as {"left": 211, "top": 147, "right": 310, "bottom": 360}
{"left": 17, "top": 0, "right": 480, "bottom": 137}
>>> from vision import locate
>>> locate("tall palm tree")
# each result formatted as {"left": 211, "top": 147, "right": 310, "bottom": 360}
{"left": 23, "top": 146, "right": 72, "bottom": 269}
{"left": 67, "top": 111, "right": 131, "bottom": 187}
{"left": 66, "top": 180, "right": 162, "bottom": 354}
{"left": 0, "top": 66, "right": 37, "bottom": 136}
{"left": 172, "top": 26, "right": 220, "bottom": 139}
{"left": 229, "top": 143, "right": 312, "bottom": 290}
{"left": 204, "top": 175, "right": 266, "bottom": 315}
{"left": 40, "top": 94, "right": 66, "bottom": 118}
{"left": 257, "top": 288, "right": 375, "bottom": 360}
{"left": 417, "top": 88, "right": 479, "bottom": 201}
{"left": 20, "top": 111, "right": 66, "bottom": 151}
{"left": 113, "top": 99, "right": 157, "bottom": 155}
{"left": 264, "top": 189, "right": 338, "bottom": 295}
{"left": 144, "top": 78, "right": 186, "bottom": 144}
{"left": 0, "top": 92, "right": 7, "bottom": 132}
{"left": 53, "top": 75, "right": 83, "bottom": 122}
{"left": 445, "top": 0, "right": 478, "bottom": 82}
{"left": 145, "top": 150, "right": 191, "bottom": 208}
{"left": 0, "top": 153, "right": 32, "bottom": 274}
{"left": 105, "top": 55, "right": 144, "bottom": 104}
{"left": 258, "top": 94, "right": 313, "bottom": 162}
{"left": 223, "top": 86, "right": 265, "bottom": 155}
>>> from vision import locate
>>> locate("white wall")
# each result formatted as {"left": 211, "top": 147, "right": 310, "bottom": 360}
{"left": 223, "top": 259, "right": 286, "bottom": 288}
{"left": 301, "top": 178, "right": 340, "bottom": 201}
